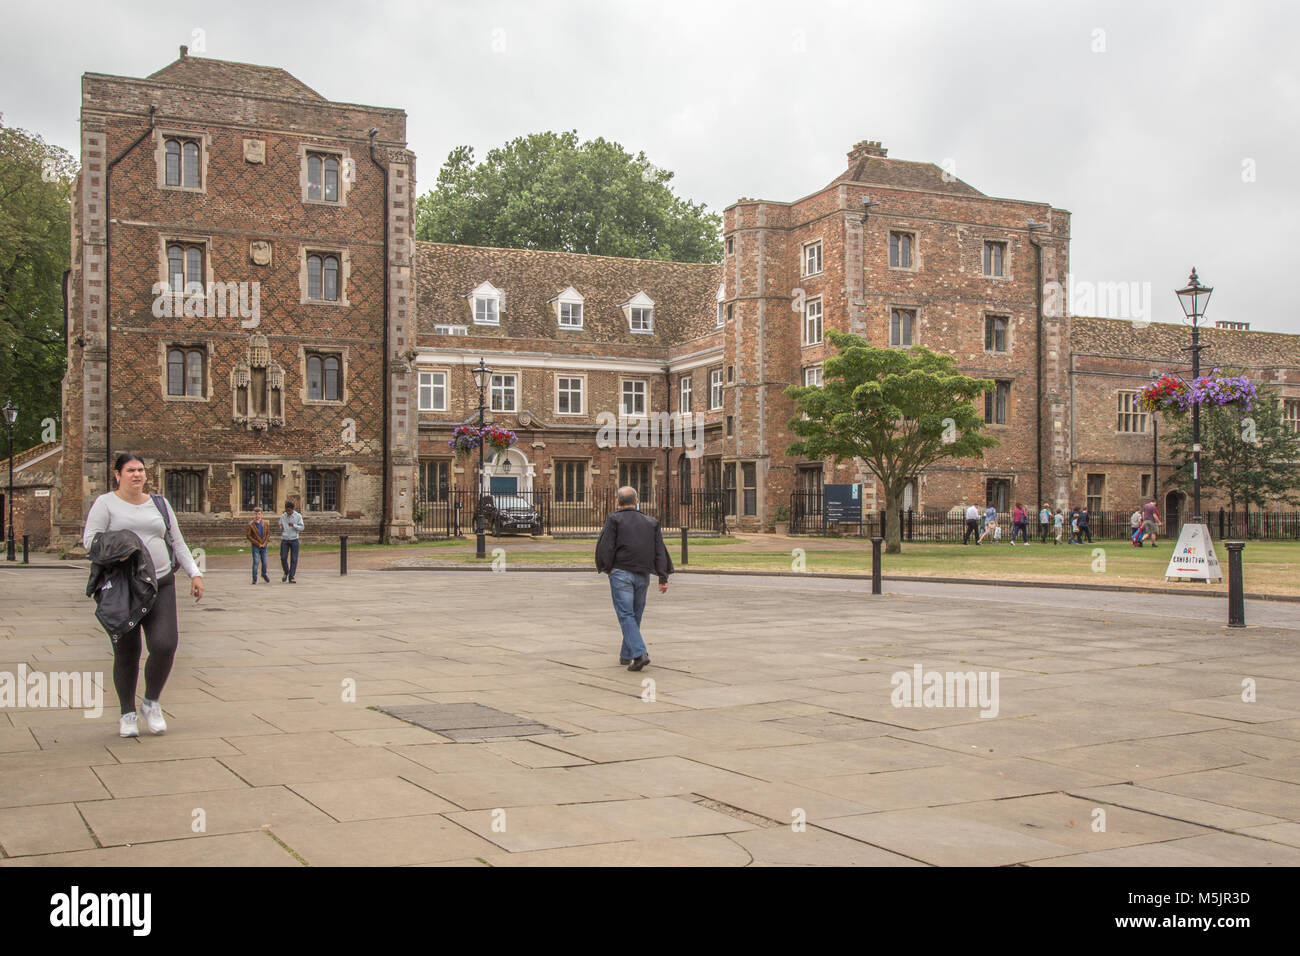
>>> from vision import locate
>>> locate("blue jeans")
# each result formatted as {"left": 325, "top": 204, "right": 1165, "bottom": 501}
{"left": 280, "top": 539, "right": 300, "bottom": 579}
{"left": 608, "top": 568, "right": 649, "bottom": 660}
{"left": 251, "top": 546, "right": 268, "bottom": 581}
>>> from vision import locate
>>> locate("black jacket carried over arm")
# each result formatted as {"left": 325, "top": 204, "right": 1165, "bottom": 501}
{"left": 595, "top": 508, "right": 675, "bottom": 584}
{"left": 86, "top": 530, "right": 160, "bottom": 645}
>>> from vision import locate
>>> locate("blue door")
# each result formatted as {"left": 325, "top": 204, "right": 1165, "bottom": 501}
{"left": 490, "top": 476, "right": 518, "bottom": 495}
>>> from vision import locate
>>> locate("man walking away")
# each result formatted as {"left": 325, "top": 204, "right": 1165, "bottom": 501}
{"left": 963, "top": 504, "right": 980, "bottom": 545}
{"left": 1142, "top": 499, "right": 1162, "bottom": 547}
{"left": 279, "top": 500, "right": 304, "bottom": 583}
{"left": 247, "top": 507, "right": 271, "bottom": 584}
{"left": 1078, "top": 506, "right": 1093, "bottom": 544}
{"left": 595, "top": 486, "right": 673, "bottom": 671}
{"left": 1039, "top": 504, "right": 1052, "bottom": 544}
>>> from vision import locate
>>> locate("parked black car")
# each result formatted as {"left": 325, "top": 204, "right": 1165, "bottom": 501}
{"left": 487, "top": 495, "right": 542, "bottom": 535}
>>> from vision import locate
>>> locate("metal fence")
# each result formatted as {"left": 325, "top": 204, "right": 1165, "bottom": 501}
{"left": 788, "top": 495, "right": 1300, "bottom": 542}
{"left": 413, "top": 488, "right": 728, "bottom": 538}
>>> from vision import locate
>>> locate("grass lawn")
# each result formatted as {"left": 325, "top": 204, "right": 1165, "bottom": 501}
{"left": 417, "top": 537, "right": 1300, "bottom": 595}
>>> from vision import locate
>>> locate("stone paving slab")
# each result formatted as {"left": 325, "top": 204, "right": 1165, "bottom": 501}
{"left": 2, "top": 565, "right": 1299, "bottom": 866}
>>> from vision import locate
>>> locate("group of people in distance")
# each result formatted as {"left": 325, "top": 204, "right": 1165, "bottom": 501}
{"left": 962, "top": 499, "right": 1163, "bottom": 547}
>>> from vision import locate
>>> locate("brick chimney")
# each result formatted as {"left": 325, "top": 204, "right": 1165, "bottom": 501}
{"left": 848, "top": 140, "right": 887, "bottom": 163}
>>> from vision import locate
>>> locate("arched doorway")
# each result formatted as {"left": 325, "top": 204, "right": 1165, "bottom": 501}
{"left": 1164, "top": 490, "right": 1184, "bottom": 533}
{"left": 484, "top": 447, "right": 533, "bottom": 495}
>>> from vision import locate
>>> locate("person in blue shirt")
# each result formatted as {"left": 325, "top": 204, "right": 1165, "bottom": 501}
{"left": 979, "top": 504, "right": 999, "bottom": 544}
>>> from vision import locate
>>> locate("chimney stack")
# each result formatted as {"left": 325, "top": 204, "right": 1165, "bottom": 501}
{"left": 180, "top": 44, "right": 188, "bottom": 58}
{"left": 848, "top": 140, "right": 888, "bottom": 163}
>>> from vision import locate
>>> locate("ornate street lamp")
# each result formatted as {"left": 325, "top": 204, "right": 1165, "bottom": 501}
{"left": 470, "top": 359, "right": 491, "bottom": 559}
{"left": 3, "top": 400, "right": 16, "bottom": 562}
{"left": 1175, "top": 268, "right": 1213, "bottom": 522}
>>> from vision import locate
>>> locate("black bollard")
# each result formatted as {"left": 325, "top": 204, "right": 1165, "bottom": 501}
{"left": 681, "top": 526, "right": 688, "bottom": 566}
{"left": 1226, "top": 541, "right": 1245, "bottom": 627}
{"left": 340, "top": 535, "right": 348, "bottom": 576}
{"left": 22, "top": 534, "right": 29, "bottom": 564}
{"left": 871, "top": 536, "right": 883, "bottom": 595}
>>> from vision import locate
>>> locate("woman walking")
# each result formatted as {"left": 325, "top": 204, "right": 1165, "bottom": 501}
{"left": 82, "top": 454, "right": 204, "bottom": 737}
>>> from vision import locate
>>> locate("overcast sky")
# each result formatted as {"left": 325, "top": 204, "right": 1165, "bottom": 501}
{"left": 5, "top": 0, "right": 1296, "bottom": 334}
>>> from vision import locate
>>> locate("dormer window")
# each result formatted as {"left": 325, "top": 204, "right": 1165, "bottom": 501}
{"left": 716, "top": 284, "right": 726, "bottom": 327}
{"left": 553, "top": 286, "right": 584, "bottom": 329}
{"left": 623, "top": 291, "right": 654, "bottom": 334}
{"left": 469, "top": 281, "right": 503, "bottom": 325}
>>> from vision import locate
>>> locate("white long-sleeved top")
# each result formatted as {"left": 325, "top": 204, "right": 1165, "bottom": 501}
{"left": 82, "top": 492, "right": 203, "bottom": 580}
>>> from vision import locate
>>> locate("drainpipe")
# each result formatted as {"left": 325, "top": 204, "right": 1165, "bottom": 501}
{"left": 103, "top": 105, "right": 157, "bottom": 486}
{"left": 1027, "top": 220, "right": 1046, "bottom": 510}
{"left": 368, "top": 128, "right": 390, "bottom": 544}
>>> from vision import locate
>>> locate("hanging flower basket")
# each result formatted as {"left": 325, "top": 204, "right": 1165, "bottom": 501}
{"left": 1137, "top": 369, "right": 1256, "bottom": 414}
{"left": 448, "top": 425, "right": 481, "bottom": 459}
{"left": 481, "top": 425, "right": 518, "bottom": 457}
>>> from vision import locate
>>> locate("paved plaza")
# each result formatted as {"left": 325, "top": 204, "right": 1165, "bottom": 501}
{"left": 1, "top": 562, "right": 1299, "bottom": 866}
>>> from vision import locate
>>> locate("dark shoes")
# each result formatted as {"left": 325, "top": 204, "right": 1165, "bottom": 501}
{"left": 282, "top": 574, "right": 288, "bottom": 582}
{"left": 619, "top": 658, "right": 631, "bottom": 665}
{"left": 628, "top": 655, "right": 650, "bottom": 672}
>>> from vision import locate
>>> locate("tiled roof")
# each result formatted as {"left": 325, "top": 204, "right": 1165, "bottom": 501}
{"left": 415, "top": 242, "right": 723, "bottom": 349}
{"left": 1070, "top": 316, "right": 1300, "bottom": 368}
{"left": 147, "top": 56, "right": 325, "bottom": 101}
{"left": 828, "top": 155, "right": 984, "bottom": 197}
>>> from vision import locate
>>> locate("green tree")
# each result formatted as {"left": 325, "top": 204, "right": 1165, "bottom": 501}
{"left": 415, "top": 131, "right": 722, "bottom": 262}
{"left": 1161, "top": 382, "right": 1300, "bottom": 516}
{"left": 785, "top": 331, "right": 999, "bottom": 553}
{"left": 0, "top": 118, "right": 76, "bottom": 451}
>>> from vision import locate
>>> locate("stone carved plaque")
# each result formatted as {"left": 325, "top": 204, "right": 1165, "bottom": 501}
{"left": 250, "top": 241, "right": 272, "bottom": 266}
{"left": 243, "top": 139, "right": 266, "bottom": 163}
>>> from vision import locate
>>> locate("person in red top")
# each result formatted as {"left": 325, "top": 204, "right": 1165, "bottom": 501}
{"left": 246, "top": 507, "right": 271, "bottom": 584}
{"left": 1010, "top": 502, "right": 1030, "bottom": 545}
{"left": 1140, "top": 500, "right": 1163, "bottom": 547}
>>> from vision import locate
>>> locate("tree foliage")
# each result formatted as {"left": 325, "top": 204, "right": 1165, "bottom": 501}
{"left": 415, "top": 131, "right": 722, "bottom": 263}
{"left": 1161, "top": 380, "right": 1300, "bottom": 513}
{"left": 0, "top": 118, "right": 76, "bottom": 451}
{"left": 785, "top": 331, "right": 999, "bottom": 552}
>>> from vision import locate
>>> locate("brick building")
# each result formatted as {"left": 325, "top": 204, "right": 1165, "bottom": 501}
{"left": 42, "top": 53, "right": 1300, "bottom": 547}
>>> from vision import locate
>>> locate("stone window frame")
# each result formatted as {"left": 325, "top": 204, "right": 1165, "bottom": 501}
{"left": 620, "top": 378, "right": 648, "bottom": 418}
{"left": 679, "top": 375, "right": 692, "bottom": 414}
{"left": 235, "top": 464, "right": 282, "bottom": 515}
{"left": 1115, "top": 389, "right": 1148, "bottom": 434}
{"left": 802, "top": 238, "right": 824, "bottom": 278}
{"left": 298, "top": 345, "right": 350, "bottom": 406}
{"left": 1086, "top": 473, "right": 1106, "bottom": 513}
{"left": 803, "top": 296, "right": 823, "bottom": 346}
{"left": 158, "top": 341, "right": 214, "bottom": 404}
{"left": 716, "top": 283, "right": 726, "bottom": 327}
{"left": 298, "top": 245, "right": 351, "bottom": 307}
{"left": 1283, "top": 397, "right": 1300, "bottom": 436}
{"left": 617, "top": 458, "right": 654, "bottom": 501}
{"left": 304, "top": 466, "right": 347, "bottom": 514}
{"left": 418, "top": 368, "right": 449, "bottom": 412}
{"left": 983, "top": 312, "right": 1011, "bottom": 354}
{"left": 490, "top": 370, "right": 520, "bottom": 413}
{"left": 889, "top": 230, "right": 918, "bottom": 271}
{"left": 803, "top": 365, "right": 823, "bottom": 387}
{"left": 154, "top": 128, "right": 210, "bottom": 193}
{"left": 298, "top": 143, "right": 354, "bottom": 207}
{"left": 552, "top": 458, "right": 590, "bottom": 503}
{"left": 155, "top": 234, "right": 215, "bottom": 315}
{"left": 419, "top": 459, "right": 453, "bottom": 503}
{"left": 982, "top": 239, "right": 1012, "bottom": 280}
{"left": 162, "top": 464, "right": 211, "bottom": 513}
{"left": 555, "top": 373, "right": 585, "bottom": 417}
{"left": 433, "top": 324, "right": 469, "bottom": 336}
{"left": 889, "top": 305, "right": 918, "bottom": 347}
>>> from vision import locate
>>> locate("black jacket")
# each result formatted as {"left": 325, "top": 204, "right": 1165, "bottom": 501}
{"left": 595, "top": 509, "right": 674, "bottom": 583}
{"left": 86, "top": 530, "right": 160, "bottom": 644}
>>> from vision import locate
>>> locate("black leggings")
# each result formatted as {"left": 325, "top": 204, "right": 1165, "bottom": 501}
{"left": 113, "top": 573, "right": 180, "bottom": 715}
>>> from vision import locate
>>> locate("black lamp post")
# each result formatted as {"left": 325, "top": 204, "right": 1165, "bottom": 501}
{"left": 1175, "top": 268, "right": 1213, "bottom": 523}
{"left": 3, "top": 400, "right": 16, "bottom": 562}
{"left": 471, "top": 359, "right": 491, "bottom": 559}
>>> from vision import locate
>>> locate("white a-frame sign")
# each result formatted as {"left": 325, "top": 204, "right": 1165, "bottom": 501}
{"left": 1165, "top": 522, "right": 1223, "bottom": 583}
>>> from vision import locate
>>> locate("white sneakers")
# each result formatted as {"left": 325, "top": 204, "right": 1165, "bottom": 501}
{"left": 119, "top": 712, "right": 139, "bottom": 738}
{"left": 140, "top": 699, "right": 167, "bottom": 735}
